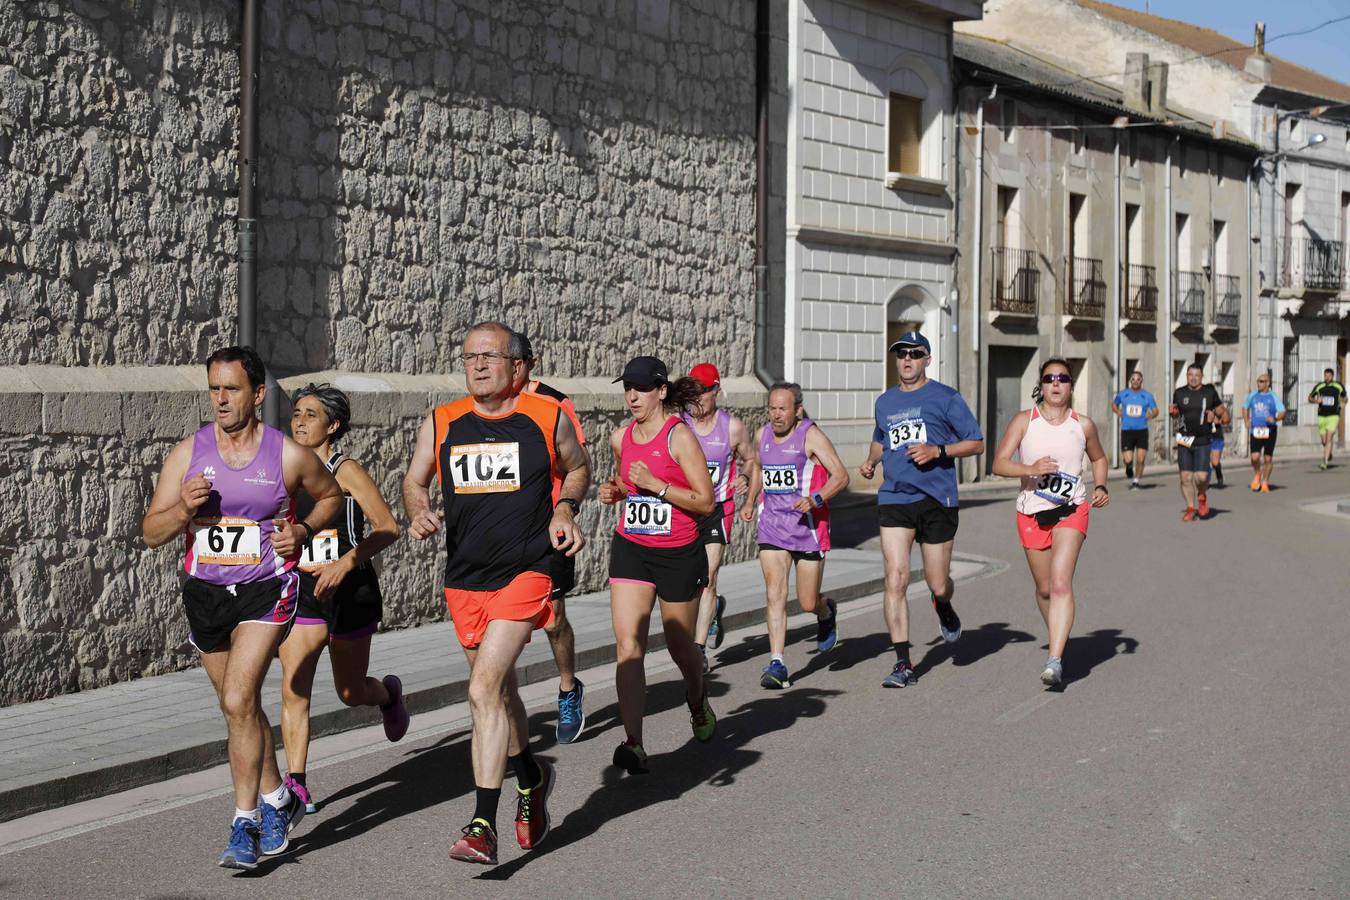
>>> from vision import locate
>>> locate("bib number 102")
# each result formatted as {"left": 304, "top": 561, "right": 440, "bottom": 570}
{"left": 449, "top": 442, "right": 521, "bottom": 493}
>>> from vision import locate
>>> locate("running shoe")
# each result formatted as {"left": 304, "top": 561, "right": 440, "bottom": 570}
{"left": 689, "top": 692, "right": 716, "bottom": 743}
{"left": 1320, "top": 461, "right": 1329, "bottom": 470}
{"left": 759, "top": 659, "right": 790, "bottom": 689}
{"left": 1040, "top": 657, "right": 1064, "bottom": 686}
{"left": 933, "top": 597, "right": 962, "bottom": 643}
{"left": 707, "top": 595, "right": 728, "bottom": 649}
{"left": 218, "top": 817, "right": 260, "bottom": 870}
{"left": 612, "top": 741, "right": 649, "bottom": 775}
{"left": 816, "top": 598, "right": 838, "bottom": 653}
{"left": 1182, "top": 507, "right": 1196, "bottom": 522}
{"left": 381, "top": 674, "right": 410, "bottom": 742}
{"left": 284, "top": 774, "right": 315, "bottom": 815}
{"left": 1250, "top": 474, "right": 1262, "bottom": 491}
{"left": 259, "top": 788, "right": 305, "bottom": 856}
{"left": 1129, "top": 481, "right": 1139, "bottom": 490}
{"left": 556, "top": 678, "right": 585, "bottom": 744}
{"left": 882, "top": 660, "right": 918, "bottom": 688}
{"left": 515, "top": 760, "right": 554, "bottom": 850}
{"left": 1196, "top": 493, "right": 1210, "bottom": 519}
{"left": 449, "top": 818, "right": 498, "bottom": 864}
{"left": 1260, "top": 482, "right": 1270, "bottom": 493}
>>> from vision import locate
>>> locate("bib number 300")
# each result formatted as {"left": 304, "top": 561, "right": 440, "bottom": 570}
{"left": 624, "top": 495, "right": 672, "bottom": 535}
{"left": 193, "top": 517, "right": 262, "bottom": 566}
{"left": 449, "top": 442, "right": 521, "bottom": 493}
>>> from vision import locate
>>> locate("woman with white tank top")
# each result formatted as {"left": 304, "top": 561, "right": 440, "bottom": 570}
{"left": 991, "top": 358, "right": 1110, "bottom": 687}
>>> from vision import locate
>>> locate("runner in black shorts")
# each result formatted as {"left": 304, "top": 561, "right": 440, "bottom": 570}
{"left": 1170, "top": 363, "right": 1225, "bottom": 521}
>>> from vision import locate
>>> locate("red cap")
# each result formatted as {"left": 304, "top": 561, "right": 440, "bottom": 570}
{"left": 689, "top": 362, "right": 720, "bottom": 389}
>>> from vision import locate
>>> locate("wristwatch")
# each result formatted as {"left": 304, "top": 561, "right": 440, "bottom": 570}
{"left": 937, "top": 445, "right": 949, "bottom": 461}
{"left": 656, "top": 483, "right": 671, "bottom": 500}
{"left": 812, "top": 492, "right": 825, "bottom": 509}
{"left": 555, "top": 498, "right": 580, "bottom": 515}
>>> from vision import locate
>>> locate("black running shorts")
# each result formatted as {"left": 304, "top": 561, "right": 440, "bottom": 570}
{"left": 608, "top": 533, "right": 707, "bottom": 602}
{"left": 878, "top": 496, "right": 959, "bottom": 544}
{"left": 1250, "top": 431, "right": 1278, "bottom": 457}
{"left": 295, "top": 568, "right": 384, "bottom": 639}
{"left": 757, "top": 543, "right": 824, "bottom": 563}
{"left": 1176, "top": 443, "right": 1210, "bottom": 472}
{"left": 182, "top": 573, "right": 299, "bottom": 653}
{"left": 1120, "top": 429, "right": 1149, "bottom": 452}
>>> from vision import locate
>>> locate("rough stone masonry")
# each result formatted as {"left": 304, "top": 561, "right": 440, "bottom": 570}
{"left": 0, "top": 0, "right": 762, "bottom": 705}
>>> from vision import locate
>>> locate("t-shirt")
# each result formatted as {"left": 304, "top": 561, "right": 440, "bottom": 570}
{"left": 872, "top": 380, "right": 982, "bottom": 508}
{"left": 1312, "top": 381, "right": 1346, "bottom": 416}
{"left": 1113, "top": 388, "right": 1157, "bottom": 431}
{"left": 1172, "top": 384, "right": 1223, "bottom": 444}
{"left": 1243, "top": 391, "right": 1285, "bottom": 434}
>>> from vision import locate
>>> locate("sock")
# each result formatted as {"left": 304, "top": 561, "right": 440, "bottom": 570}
{"left": 771, "top": 653, "right": 784, "bottom": 665}
{"left": 1213, "top": 464, "right": 1223, "bottom": 481}
{"left": 235, "top": 807, "right": 260, "bottom": 824}
{"left": 694, "top": 642, "right": 705, "bottom": 652}
{"left": 508, "top": 749, "right": 542, "bottom": 792}
{"left": 288, "top": 772, "right": 306, "bottom": 789}
{"left": 1125, "top": 461, "right": 1134, "bottom": 479}
{"left": 1047, "top": 655, "right": 1062, "bottom": 666}
{"left": 473, "top": 787, "right": 501, "bottom": 833}
{"left": 893, "top": 641, "right": 910, "bottom": 664}
{"left": 261, "top": 783, "right": 291, "bottom": 809}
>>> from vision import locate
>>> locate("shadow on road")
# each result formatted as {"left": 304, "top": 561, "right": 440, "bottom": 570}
{"left": 915, "top": 621, "right": 1037, "bottom": 676}
{"left": 1047, "top": 628, "right": 1140, "bottom": 692}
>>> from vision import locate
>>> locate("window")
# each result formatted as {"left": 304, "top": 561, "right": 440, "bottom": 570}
{"left": 1290, "top": 118, "right": 1304, "bottom": 143}
{"left": 1213, "top": 219, "right": 1228, "bottom": 275}
{"left": 887, "top": 93, "right": 922, "bottom": 177}
{"left": 997, "top": 186, "right": 1019, "bottom": 248}
{"left": 1002, "top": 98, "right": 1016, "bottom": 144}
{"left": 1072, "top": 116, "right": 1085, "bottom": 157}
{"left": 1282, "top": 337, "right": 1300, "bottom": 425}
{"left": 1069, "top": 192, "right": 1087, "bottom": 259}
{"left": 1125, "top": 203, "right": 1142, "bottom": 271}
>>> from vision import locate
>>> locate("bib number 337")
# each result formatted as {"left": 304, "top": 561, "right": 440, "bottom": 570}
{"left": 450, "top": 442, "right": 521, "bottom": 493}
{"left": 888, "top": 419, "right": 927, "bottom": 449}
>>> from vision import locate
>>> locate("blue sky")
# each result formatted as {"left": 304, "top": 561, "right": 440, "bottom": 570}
{"left": 1111, "top": 1, "right": 1350, "bottom": 86}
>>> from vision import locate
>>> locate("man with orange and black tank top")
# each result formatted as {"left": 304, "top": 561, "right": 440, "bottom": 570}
{"left": 514, "top": 332, "right": 591, "bottom": 744}
{"left": 681, "top": 362, "right": 757, "bottom": 672}
{"left": 403, "top": 323, "right": 590, "bottom": 866}
{"left": 142, "top": 346, "right": 342, "bottom": 870}
{"left": 859, "top": 332, "right": 984, "bottom": 689}
{"left": 1169, "top": 363, "right": 1225, "bottom": 521}
{"left": 742, "top": 382, "right": 850, "bottom": 688}
{"left": 599, "top": 356, "right": 717, "bottom": 776}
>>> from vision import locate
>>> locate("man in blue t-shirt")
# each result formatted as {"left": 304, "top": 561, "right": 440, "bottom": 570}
{"left": 1111, "top": 370, "right": 1158, "bottom": 489}
{"left": 859, "top": 331, "right": 984, "bottom": 690}
{"left": 1243, "top": 373, "right": 1286, "bottom": 493}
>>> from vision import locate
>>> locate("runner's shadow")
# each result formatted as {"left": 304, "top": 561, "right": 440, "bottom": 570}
{"left": 914, "top": 621, "right": 1037, "bottom": 677}
{"left": 567, "top": 676, "right": 733, "bottom": 745}
{"left": 1046, "top": 628, "right": 1140, "bottom": 692}
{"left": 707, "top": 619, "right": 818, "bottom": 671}
{"left": 477, "top": 687, "right": 842, "bottom": 880}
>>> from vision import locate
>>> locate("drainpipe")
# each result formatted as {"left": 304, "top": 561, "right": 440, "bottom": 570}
{"left": 1112, "top": 131, "right": 1121, "bottom": 468}
{"left": 1163, "top": 137, "right": 1174, "bottom": 463}
{"left": 970, "top": 88, "right": 990, "bottom": 476}
{"left": 1245, "top": 162, "right": 1254, "bottom": 395}
{"left": 753, "top": 0, "right": 774, "bottom": 388}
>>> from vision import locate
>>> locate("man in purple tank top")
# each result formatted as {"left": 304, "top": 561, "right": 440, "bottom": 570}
{"left": 143, "top": 346, "right": 343, "bottom": 870}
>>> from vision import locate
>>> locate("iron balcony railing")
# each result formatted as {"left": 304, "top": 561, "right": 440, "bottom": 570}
{"left": 1065, "top": 257, "right": 1105, "bottom": 319}
{"left": 1175, "top": 270, "right": 1206, "bottom": 326}
{"left": 1279, "top": 237, "right": 1344, "bottom": 291}
{"left": 1124, "top": 263, "right": 1158, "bottom": 321}
{"left": 991, "top": 247, "right": 1038, "bottom": 315}
{"left": 1213, "top": 274, "right": 1241, "bottom": 328}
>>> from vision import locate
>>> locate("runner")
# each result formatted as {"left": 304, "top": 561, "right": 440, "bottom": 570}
{"left": 1243, "top": 373, "right": 1285, "bottom": 493}
{"left": 1111, "top": 370, "right": 1158, "bottom": 489}
{"left": 858, "top": 331, "right": 983, "bottom": 689}
{"left": 1308, "top": 368, "right": 1346, "bottom": 470}
{"left": 598, "top": 356, "right": 717, "bottom": 775}
{"left": 403, "top": 322, "right": 589, "bottom": 865}
{"left": 681, "top": 362, "right": 757, "bottom": 672}
{"left": 515, "top": 333, "right": 590, "bottom": 744}
{"left": 141, "top": 346, "right": 342, "bottom": 869}
{"left": 1207, "top": 392, "right": 1232, "bottom": 489}
{"left": 991, "top": 358, "right": 1110, "bottom": 687}
{"left": 1168, "top": 363, "right": 1225, "bottom": 521}
{"left": 277, "top": 383, "right": 410, "bottom": 815}
{"left": 741, "top": 383, "right": 850, "bottom": 688}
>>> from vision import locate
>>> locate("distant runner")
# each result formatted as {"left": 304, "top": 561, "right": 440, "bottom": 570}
{"left": 1243, "top": 373, "right": 1285, "bottom": 493}
{"left": 1309, "top": 368, "right": 1346, "bottom": 470}
{"left": 1169, "top": 364, "right": 1225, "bottom": 522}
{"left": 1111, "top": 371, "right": 1158, "bottom": 489}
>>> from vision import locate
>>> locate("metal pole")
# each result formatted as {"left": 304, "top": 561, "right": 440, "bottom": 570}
{"left": 753, "top": 0, "right": 773, "bottom": 387}
{"left": 1164, "top": 138, "right": 1174, "bottom": 464}
{"left": 971, "top": 92, "right": 988, "bottom": 478}
{"left": 1112, "top": 132, "right": 1121, "bottom": 468}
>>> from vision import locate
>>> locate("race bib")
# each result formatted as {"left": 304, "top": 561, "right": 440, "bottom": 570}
{"left": 1252, "top": 426, "right": 1271, "bottom": 440}
{"left": 1321, "top": 395, "right": 1337, "bottom": 407}
{"left": 1175, "top": 433, "right": 1196, "bottom": 448}
{"left": 1125, "top": 404, "right": 1143, "bottom": 418}
{"left": 706, "top": 460, "right": 722, "bottom": 484}
{"left": 449, "top": 442, "right": 520, "bottom": 494}
{"left": 298, "top": 529, "right": 339, "bottom": 572}
{"left": 193, "top": 517, "right": 262, "bottom": 566}
{"left": 1034, "top": 471, "right": 1079, "bottom": 505}
{"left": 623, "top": 495, "right": 672, "bottom": 535}
{"left": 887, "top": 419, "right": 927, "bottom": 449}
{"left": 761, "top": 464, "right": 800, "bottom": 494}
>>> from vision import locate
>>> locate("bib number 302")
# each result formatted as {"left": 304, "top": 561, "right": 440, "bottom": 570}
{"left": 1034, "top": 472, "right": 1079, "bottom": 505}
{"left": 624, "top": 495, "right": 672, "bottom": 535}
{"left": 449, "top": 442, "right": 521, "bottom": 493}
{"left": 193, "top": 517, "right": 262, "bottom": 566}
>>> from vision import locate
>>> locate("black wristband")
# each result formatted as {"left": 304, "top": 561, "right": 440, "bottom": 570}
{"left": 937, "top": 445, "right": 949, "bottom": 461}
{"left": 1093, "top": 485, "right": 1108, "bottom": 495}
{"left": 555, "top": 497, "right": 580, "bottom": 516}
{"left": 299, "top": 521, "right": 316, "bottom": 544}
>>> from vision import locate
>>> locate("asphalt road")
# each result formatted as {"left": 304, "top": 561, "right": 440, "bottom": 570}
{"left": 3, "top": 461, "right": 1348, "bottom": 898}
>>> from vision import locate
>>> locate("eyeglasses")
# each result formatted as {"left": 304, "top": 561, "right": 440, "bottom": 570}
{"left": 893, "top": 349, "right": 928, "bottom": 360}
{"left": 461, "top": 351, "right": 517, "bottom": 365}
{"left": 1041, "top": 373, "right": 1073, "bottom": 384}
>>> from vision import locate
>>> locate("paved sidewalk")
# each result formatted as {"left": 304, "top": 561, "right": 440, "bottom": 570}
{"left": 0, "top": 547, "right": 1002, "bottom": 823}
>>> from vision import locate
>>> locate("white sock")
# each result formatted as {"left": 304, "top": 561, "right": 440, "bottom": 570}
{"left": 261, "top": 783, "right": 291, "bottom": 809}
{"left": 235, "top": 807, "right": 260, "bottom": 823}
{"left": 771, "top": 654, "right": 784, "bottom": 664}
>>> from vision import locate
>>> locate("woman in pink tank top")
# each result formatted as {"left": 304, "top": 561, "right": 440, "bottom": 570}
{"left": 598, "top": 356, "right": 718, "bottom": 774}
{"left": 991, "top": 358, "right": 1110, "bottom": 688}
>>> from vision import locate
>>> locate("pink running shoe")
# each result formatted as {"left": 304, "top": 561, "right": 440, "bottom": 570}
{"left": 381, "top": 674, "right": 410, "bottom": 742}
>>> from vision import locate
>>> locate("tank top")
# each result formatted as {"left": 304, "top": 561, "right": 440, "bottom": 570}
{"left": 617, "top": 416, "right": 699, "bottom": 548}
{"left": 756, "top": 419, "right": 827, "bottom": 552}
{"left": 1016, "top": 406, "right": 1088, "bottom": 515}
{"left": 681, "top": 408, "right": 736, "bottom": 503}
{"left": 183, "top": 424, "right": 294, "bottom": 585}
{"left": 293, "top": 450, "right": 370, "bottom": 575}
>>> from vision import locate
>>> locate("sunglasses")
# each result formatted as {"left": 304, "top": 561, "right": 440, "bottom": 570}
{"left": 1041, "top": 373, "right": 1073, "bottom": 384}
{"left": 893, "top": 348, "right": 929, "bottom": 360}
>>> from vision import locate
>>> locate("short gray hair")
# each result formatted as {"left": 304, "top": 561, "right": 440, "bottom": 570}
{"left": 768, "top": 381, "right": 808, "bottom": 418}
{"left": 463, "top": 321, "right": 525, "bottom": 359}
{"left": 292, "top": 383, "right": 352, "bottom": 442}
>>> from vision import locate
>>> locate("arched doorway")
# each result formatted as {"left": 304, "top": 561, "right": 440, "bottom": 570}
{"left": 885, "top": 285, "right": 940, "bottom": 390}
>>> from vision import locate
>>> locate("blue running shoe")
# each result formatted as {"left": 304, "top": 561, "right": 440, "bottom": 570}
{"left": 882, "top": 661, "right": 918, "bottom": 688}
{"left": 259, "top": 788, "right": 306, "bottom": 856}
{"left": 816, "top": 598, "right": 838, "bottom": 653}
{"left": 707, "top": 595, "right": 728, "bottom": 649}
{"left": 760, "top": 659, "right": 790, "bottom": 689}
{"left": 218, "top": 817, "right": 260, "bottom": 870}
{"left": 557, "top": 678, "right": 586, "bottom": 744}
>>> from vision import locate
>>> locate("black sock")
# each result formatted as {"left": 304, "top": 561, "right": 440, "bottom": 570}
{"left": 473, "top": 786, "right": 501, "bottom": 832}
{"left": 288, "top": 772, "right": 306, "bottom": 788}
{"left": 1125, "top": 461, "right": 1134, "bottom": 479}
{"left": 893, "top": 641, "right": 910, "bottom": 664}
{"left": 1213, "top": 464, "right": 1223, "bottom": 481}
{"left": 509, "top": 749, "right": 542, "bottom": 792}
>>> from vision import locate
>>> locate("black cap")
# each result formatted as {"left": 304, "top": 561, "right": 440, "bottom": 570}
{"left": 613, "top": 356, "right": 669, "bottom": 387}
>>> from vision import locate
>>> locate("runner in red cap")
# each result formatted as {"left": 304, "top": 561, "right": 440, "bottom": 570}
{"left": 681, "top": 362, "right": 756, "bottom": 671}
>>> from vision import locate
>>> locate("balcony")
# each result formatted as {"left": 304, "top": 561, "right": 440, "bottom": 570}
{"left": 1174, "top": 270, "right": 1206, "bottom": 330}
{"left": 1064, "top": 257, "right": 1105, "bottom": 322}
{"left": 990, "top": 247, "right": 1039, "bottom": 320}
{"left": 1123, "top": 263, "right": 1158, "bottom": 323}
{"left": 1279, "top": 237, "right": 1344, "bottom": 292}
{"left": 1212, "top": 274, "right": 1241, "bottom": 332}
